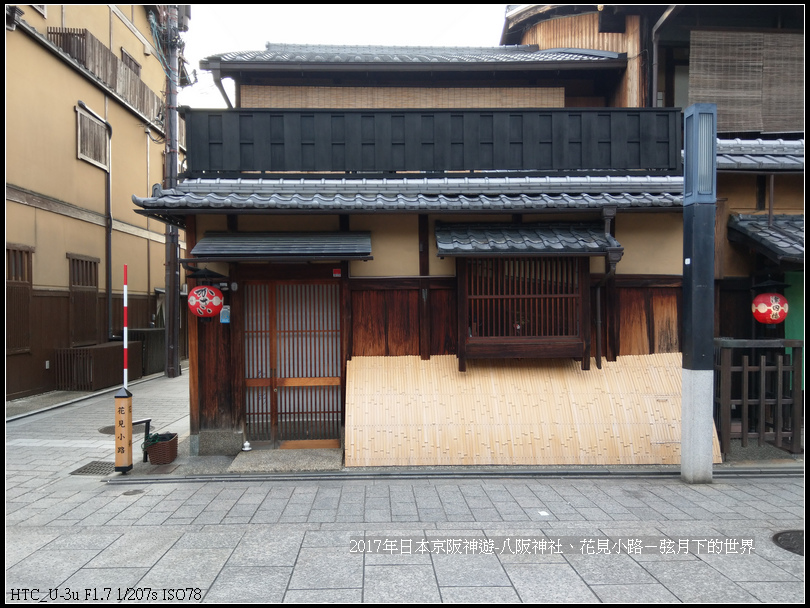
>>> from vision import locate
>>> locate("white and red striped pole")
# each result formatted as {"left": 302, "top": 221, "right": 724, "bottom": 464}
{"left": 115, "top": 264, "right": 133, "bottom": 474}
{"left": 123, "top": 264, "right": 128, "bottom": 389}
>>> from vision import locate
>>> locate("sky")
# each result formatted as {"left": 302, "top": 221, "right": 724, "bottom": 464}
{"left": 177, "top": 4, "right": 508, "bottom": 108}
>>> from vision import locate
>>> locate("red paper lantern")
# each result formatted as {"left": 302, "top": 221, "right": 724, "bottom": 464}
{"left": 188, "top": 286, "right": 224, "bottom": 318}
{"left": 752, "top": 293, "right": 789, "bottom": 324}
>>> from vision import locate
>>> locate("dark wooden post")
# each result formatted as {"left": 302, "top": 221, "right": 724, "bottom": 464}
{"left": 790, "top": 346, "right": 803, "bottom": 454}
{"left": 457, "top": 258, "right": 467, "bottom": 372}
{"left": 718, "top": 347, "right": 732, "bottom": 456}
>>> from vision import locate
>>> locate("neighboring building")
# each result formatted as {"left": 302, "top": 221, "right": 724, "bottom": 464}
{"left": 502, "top": 4, "right": 805, "bottom": 343}
{"left": 502, "top": 5, "right": 805, "bottom": 456}
{"left": 133, "top": 5, "right": 802, "bottom": 464}
{"left": 6, "top": 5, "right": 189, "bottom": 399}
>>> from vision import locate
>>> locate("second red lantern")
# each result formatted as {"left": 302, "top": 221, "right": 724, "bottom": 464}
{"left": 752, "top": 293, "right": 789, "bottom": 324}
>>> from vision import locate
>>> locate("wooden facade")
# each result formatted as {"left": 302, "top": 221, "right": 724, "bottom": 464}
{"left": 129, "top": 6, "right": 803, "bottom": 462}
{"left": 168, "top": 95, "right": 687, "bottom": 457}
{"left": 183, "top": 108, "right": 682, "bottom": 177}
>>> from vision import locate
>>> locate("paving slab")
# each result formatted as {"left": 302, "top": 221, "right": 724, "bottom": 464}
{"left": 5, "top": 369, "right": 805, "bottom": 604}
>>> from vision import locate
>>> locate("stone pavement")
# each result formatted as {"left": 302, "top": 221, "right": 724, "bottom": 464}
{"left": 5, "top": 371, "right": 805, "bottom": 603}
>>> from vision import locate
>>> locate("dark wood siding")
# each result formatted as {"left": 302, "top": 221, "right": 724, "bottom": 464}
{"left": 429, "top": 288, "right": 458, "bottom": 355}
{"left": 616, "top": 277, "right": 682, "bottom": 356}
{"left": 184, "top": 108, "right": 682, "bottom": 176}
{"left": 349, "top": 279, "right": 457, "bottom": 358}
{"left": 6, "top": 291, "right": 156, "bottom": 400}
{"left": 351, "top": 289, "right": 419, "bottom": 356}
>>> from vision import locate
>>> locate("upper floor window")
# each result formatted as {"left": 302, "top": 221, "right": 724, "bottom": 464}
{"left": 30, "top": 5, "right": 46, "bottom": 17}
{"left": 75, "top": 105, "right": 109, "bottom": 170}
{"left": 121, "top": 47, "right": 142, "bottom": 77}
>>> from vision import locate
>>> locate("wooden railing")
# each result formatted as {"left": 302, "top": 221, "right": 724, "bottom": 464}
{"left": 47, "top": 27, "right": 162, "bottom": 124}
{"left": 55, "top": 342, "right": 143, "bottom": 391}
{"left": 182, "top": 107, "right": 683, "bottom": 176}
{"left": 714, "top": 339, "right": 803, "bottom": 455}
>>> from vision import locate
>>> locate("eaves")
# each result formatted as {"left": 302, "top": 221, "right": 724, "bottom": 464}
{"left": 207, "top": 58, "right": 628, "bottom": 75}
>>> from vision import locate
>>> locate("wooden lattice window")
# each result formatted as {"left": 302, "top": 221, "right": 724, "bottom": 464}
{"left": 121, "top": 47, "right": 142, "bottom": 77}
{"left": 6, "top": 245, "right": 33, "bottom": 354}
{"left": 466, "top": 257, "right": 582, "bottom": 339}
{"left": 459, "top": 256, "right": 590, "bottom": 370}
{"left": 76, "top": 105, "right": 109, "bottom": 170}
{"left": 68, "top": 254, "right": 100, "bottom": 347}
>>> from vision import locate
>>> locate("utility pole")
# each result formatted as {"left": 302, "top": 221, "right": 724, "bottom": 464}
{"left": 164, "top": 5, "right": 181, "bottom": 378}
{"left": 681, "top": 104, "right": 717, "bottom": 484}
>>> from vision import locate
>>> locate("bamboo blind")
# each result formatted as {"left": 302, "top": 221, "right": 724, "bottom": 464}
{"left": 689, "top": 31, "right": 803, "bottom": 133}
{"left": 345, "top": 354, "right": 722, "bottom": 467}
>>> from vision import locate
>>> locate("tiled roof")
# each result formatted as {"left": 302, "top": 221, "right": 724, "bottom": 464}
{"left": 727, "top": 214, "right": 804, "bottom": 265}
{"left": 204, "top": 43, "right": 623, "bottom": 66}
{"left": 133, "top": 176, "right": 683, "bottom": 213}
{"left": 191, "top": 231, "right": 372, "bottom": 261}
{"left": 435, "top": 223, "right": 622, "bottom": 256}
{"left": 717, "top": 139, "right": 804, "bottom": 171}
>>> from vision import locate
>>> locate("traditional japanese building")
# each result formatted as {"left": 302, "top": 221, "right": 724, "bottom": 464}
{"left": 133, "top": 5, "right": 802, "bottom": 464}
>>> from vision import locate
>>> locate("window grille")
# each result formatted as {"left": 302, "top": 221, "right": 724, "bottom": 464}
{"left": 466, "top": 257, "right": 581, "bottom": 339}
{"left": 6, "top": 246, "right": 33, "bottom": 354}
{"left": 76, "top": 105, "right": 109, "bottom": 170}
{"left": 67, "top": 254, "right": 100, "bottom": 346}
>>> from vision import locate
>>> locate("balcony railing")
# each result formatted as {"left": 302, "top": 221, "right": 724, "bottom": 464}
{"left": 182, "top": 108, "right": 682, "bottom": 177}
{"left": 47, "top": 27, "right": 163, "bottom": 126}
{"left": 714, "top": 339, "right": 803, "bottom": 456}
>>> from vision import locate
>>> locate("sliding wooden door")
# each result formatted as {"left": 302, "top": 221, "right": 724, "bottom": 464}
{"left": 244, "top": 281, "right": 342, "bottom": 444}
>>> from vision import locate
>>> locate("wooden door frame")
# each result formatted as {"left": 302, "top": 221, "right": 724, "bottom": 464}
{"left": 239, "top": 268, "right": 343, "bottom": 444}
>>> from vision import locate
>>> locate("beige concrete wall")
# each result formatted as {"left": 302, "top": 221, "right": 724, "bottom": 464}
{"left": 236, "top": 215, "right": 341, "bottom": 232}
{"left": 428, "top": 214, "right": 515, "bottom": 277}
{"left": 349, "top": 215, "right": 419, "bottom": 277}
{"left": 6, "top": 4, "right": 178, "bottom": 299}
{"left": 615, "top": 213, "right": 683, "bottom": 276}
{"left": 34, "top": 213, "right": 106, "bottom": 290}
{"left": 109, "top": 103, "right": 160, "bottom": 229}
{"left": 6, "top": 36, "right": 107, "bottom": 212}
{"left": 195, "top": 215, "right": 228, "bottom": 238}
{"left": 5, "top": 202, "right": 37, "bottom": 247}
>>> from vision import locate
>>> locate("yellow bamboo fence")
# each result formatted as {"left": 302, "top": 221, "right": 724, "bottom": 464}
{"left": 344, "top": 354, "right": 722, "bottom": 467}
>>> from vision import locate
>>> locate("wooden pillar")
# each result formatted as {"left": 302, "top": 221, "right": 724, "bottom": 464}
{"left": 418, "top": 215, "right": 430, "bottom": 360}
{"left": 580, "top": 258, "right": 591, "bottom": 371}
{"left": 456, "top": 258, "right": 467, "bottom": 372}
{"left": 230, "top": 263, "right": 244, "bottom": 434}
{"left": 185, "top": 215, "right": 200, "bottom": 439}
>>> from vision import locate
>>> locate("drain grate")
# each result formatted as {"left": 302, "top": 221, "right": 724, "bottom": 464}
{"left": 71, "top": 461, "right": 116, "bottom": 476}
{"left": 772, "top": 530, "right": 804, "bottom": 556}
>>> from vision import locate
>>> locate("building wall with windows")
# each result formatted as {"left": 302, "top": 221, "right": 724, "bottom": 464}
{"left": 6, "top": 5, "right": 187, "bottom": 399}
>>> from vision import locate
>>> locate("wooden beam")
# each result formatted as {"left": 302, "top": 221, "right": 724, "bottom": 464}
{"left": 457, "top": 259, "right": 467, "bottom": 372}
{"left": 185, "top": 215, "right": 200, "bottom": 435}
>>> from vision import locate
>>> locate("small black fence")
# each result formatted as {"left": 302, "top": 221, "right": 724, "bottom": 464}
{"left": 55, "top": 341, "right": 143, "bottom": 392}
{"left": 713, "top": 339, "right": 803, "bottom": 456}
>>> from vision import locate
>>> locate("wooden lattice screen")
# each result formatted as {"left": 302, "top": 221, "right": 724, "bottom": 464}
{"left": 244, "top": 282, "right": 342, "bottom": 443}
{"left": 466, "top": 258, "right": 581, "bottom": 338}
{"left": 459, "top": 257, "right": 590, "bottom": 370}
{"left": 68, "top": 254, "right": 99, "bottom": 347}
